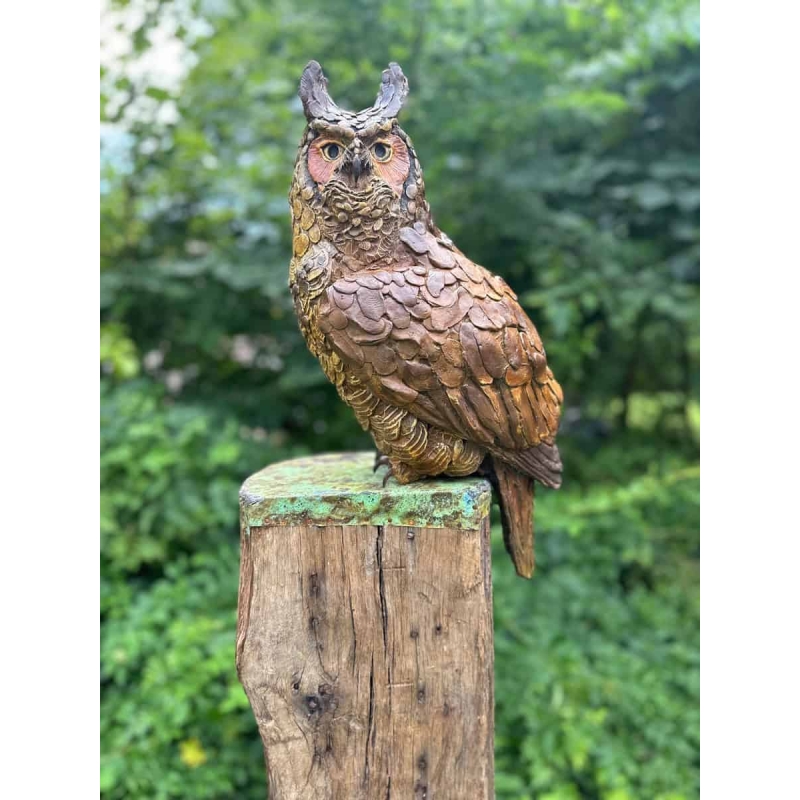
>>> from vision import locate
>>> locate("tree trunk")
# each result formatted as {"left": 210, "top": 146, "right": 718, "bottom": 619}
{"left": 236, "top": 452, "right": 495, "bottom": 799}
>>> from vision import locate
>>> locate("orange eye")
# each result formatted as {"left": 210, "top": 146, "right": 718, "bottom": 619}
{"left": 372, "top": 141, "right": 392, "bottom": 162}
{"left": 320, "top": 142, "right": 342, "bottom": 161}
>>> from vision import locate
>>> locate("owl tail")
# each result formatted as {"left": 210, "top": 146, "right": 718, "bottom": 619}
{"left": 490, "top": 457, "right": 536, "bottom": 579}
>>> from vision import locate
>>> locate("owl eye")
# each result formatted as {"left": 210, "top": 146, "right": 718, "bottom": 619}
{"left": 320, "top": 142, "right": 342, "bottom": 161}
{"left": 372, "top": 142, "right": 392, "bottom": 162}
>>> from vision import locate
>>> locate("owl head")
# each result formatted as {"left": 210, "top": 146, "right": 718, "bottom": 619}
{"left": 292, "top": 61, "right": 429, "bottom": 264}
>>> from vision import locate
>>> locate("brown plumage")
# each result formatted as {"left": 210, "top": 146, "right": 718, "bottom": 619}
{"left": 288, "top": 61, "right": 563, "bottom": 578}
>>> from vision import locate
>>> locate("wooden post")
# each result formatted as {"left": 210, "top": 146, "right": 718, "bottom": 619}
{"left": 236, "top": 452, "right": 494, "bottom": 799}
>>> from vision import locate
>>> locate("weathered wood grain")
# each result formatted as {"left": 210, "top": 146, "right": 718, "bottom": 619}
{"left": 236, "top": 455, "right": 494, "bottom": 799}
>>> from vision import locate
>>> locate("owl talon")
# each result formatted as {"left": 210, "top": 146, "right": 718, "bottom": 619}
{"left": 374, "top": 452, "right": 394, "bottom": 485}
{"left": 373, "top": 453, "right": 391, "bottom": 473}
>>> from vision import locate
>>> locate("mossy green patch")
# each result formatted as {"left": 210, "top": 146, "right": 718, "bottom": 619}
{"left": 240, "top": 452, "right": 491, "bottom": 532}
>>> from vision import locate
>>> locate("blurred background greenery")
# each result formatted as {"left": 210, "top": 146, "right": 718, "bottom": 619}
{"left": 100, "top": 0, "right": 699, "bottom": 797}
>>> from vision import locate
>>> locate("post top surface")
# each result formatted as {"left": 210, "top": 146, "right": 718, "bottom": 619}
{"left": 240, "top": 452, "right": 492, "bottom": 531}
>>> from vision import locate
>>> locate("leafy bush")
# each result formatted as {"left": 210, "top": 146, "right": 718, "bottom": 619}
{"left": 493, "top": 465, "right": 699, "bottom": 799}
{"left": 101, "top": 546, "right": 264, "bottom": 799}
{"left": 100, "top": 380, "right": 698, "bottom": 799}
{"left": 100, "top": 378, "right": 276, "bottom": 798}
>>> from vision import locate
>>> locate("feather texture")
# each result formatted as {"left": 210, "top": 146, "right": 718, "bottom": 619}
{"left": 319, "top": 225, "right": 563, "bottom": 466}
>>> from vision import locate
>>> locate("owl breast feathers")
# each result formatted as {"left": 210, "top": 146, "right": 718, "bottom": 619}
{"left": 289, "top": 61, "right": 563, "bottom": 578}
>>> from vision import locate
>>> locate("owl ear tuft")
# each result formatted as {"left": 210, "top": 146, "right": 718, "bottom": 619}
{"left": 373, "top": 62, "right": 409, "bottom": 119}
{"left": 299, "top": 61, "right": 340, "bottom": 121}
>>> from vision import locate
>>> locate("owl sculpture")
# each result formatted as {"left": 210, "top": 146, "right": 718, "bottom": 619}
{"left": 289, "top": 62, "right": 563, "bottom": 578}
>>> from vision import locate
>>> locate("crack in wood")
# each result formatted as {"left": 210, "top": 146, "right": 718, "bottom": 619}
{"left": 348, "top": 593, "right": 358, "bottom": 674}
{"left": 341, "top": 527, "right": 359, "bottom": 674}
{"left": 376, "top": 526, "right": 389, "bottom": 655}
{"left": 363, "top": 654, "right": 375, "bottom": 787}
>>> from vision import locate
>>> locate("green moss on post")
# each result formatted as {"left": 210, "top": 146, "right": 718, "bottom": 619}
{"left": 239, "top": 451, "right": 492, "bottom": 533}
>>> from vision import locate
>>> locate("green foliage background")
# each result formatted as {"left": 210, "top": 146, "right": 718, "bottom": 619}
{"left": 101, "top": 1, "right": 699, "bottom": 797}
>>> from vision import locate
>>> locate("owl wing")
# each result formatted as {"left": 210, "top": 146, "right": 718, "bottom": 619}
{"left": 317, "top": 225, "right": 563, "bottom": 486}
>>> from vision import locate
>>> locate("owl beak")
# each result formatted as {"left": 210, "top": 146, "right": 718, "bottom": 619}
{"left": 351, "top": 154, "right": 370, "bottom": 180}
{"left": 341, "top": 148, "right": 371, "bottom": 186}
